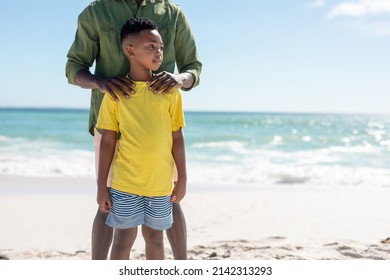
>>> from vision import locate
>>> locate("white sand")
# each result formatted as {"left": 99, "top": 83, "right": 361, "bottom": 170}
{"left": 1, "top": 175, "right": 390, "bottom": 260}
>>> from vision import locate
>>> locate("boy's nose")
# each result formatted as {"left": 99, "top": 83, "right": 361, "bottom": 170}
{"left": 156, "top": 49, "right": 163, "bottom": 57}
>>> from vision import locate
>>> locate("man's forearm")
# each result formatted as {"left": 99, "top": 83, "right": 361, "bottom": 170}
{"left": 75, "top": 69, "right": 102, "bottom": 90}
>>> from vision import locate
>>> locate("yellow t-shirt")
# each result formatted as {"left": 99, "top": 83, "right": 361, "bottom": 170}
{"left": 96, "top": 82, "right": 185, "bottom": 196}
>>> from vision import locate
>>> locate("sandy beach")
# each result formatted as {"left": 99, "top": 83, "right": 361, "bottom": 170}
{"left": 1, "top": 175, "right": 390, "bottom": 260}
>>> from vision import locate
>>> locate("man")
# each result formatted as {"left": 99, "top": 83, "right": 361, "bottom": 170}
{"left": 66, "top": 0, "right": 202, "bottom": 260}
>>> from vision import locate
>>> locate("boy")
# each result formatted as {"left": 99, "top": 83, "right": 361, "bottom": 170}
{"left": 96, "top": 17, "right": 187, "bottom": 260}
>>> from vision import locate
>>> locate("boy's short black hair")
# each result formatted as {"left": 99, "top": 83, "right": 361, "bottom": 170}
{"left": 120, "top": 17, "right": 158, "bottom": 42}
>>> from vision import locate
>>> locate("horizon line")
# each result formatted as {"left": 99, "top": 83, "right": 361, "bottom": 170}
{"left": 0, "top": 106, "right": 389, "bottom": 116}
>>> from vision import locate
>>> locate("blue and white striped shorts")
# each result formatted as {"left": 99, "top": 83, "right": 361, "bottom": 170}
{"left": 106, "top": 188, "right": 173, "bottom": 231}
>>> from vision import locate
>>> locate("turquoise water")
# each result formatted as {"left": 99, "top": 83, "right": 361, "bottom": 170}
{"left": 1, "top": 108, "right": 389, "bottom": 189}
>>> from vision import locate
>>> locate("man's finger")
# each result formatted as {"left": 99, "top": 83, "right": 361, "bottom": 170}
{"left": 162, "top": 82, "right": 178, "bottom": 94}
{"left": 107, "top": 90, "right": 119, "bottom": 101}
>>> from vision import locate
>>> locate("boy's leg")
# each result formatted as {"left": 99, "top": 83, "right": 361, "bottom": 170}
{"left": 166, "top": 203, "right": 187, "bottom": 260}
{"left": 110, "top": 227, "right": 138, "bottom": 260}
{"left": 144, "top": 195, "right": 173, "bottom": 260}
{"left": 142, "top": 225, "right": 165, "bottom": 260}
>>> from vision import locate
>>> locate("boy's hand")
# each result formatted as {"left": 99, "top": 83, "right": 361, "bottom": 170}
{"left": 97, "top": 187, "right": 112, "bottom": 213}
{"left": 97, "top": 75, "right": 136, "bottom": 101}
{"left": 171, "top": 180, "right": 186, "bottom": 204}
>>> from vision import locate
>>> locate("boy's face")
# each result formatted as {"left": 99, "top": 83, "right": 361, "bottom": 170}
{"left": 124, "top": 29, "right": 164, "bottom": 71}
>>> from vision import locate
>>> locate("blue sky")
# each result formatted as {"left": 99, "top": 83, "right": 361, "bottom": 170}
{"left": 1, "top": 0, "right": 389, "bottom": 114}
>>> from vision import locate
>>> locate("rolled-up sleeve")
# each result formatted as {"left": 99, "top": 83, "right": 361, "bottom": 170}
{"left": 174, "top": 11, "right": 202, "bottom": 91}
{"left": 65, "top": 9, "right": 99, "bottom": 85}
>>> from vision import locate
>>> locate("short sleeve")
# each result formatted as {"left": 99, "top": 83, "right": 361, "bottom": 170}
{"left": 169, "top": 89, "right": 185, "bottom": 131}
{"left": 96, "top": 94, "right": 119, "bottom": 132}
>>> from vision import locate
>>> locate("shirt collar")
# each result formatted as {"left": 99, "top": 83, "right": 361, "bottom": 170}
{"left": 129, "top": 0, "right": 164, "bottom": 5}
{"left": 118, "top": 0, "right": 163, "bottom": 3}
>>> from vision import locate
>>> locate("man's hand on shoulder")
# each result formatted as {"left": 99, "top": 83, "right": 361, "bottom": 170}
{"left": 97, "top": 76, "right": 136, "bottom": 101}
{"left": 74, "top": 69, "right": 137, "bottom": 101}
{"left": 147, "top": 71, "right": 193, "bottom": 94}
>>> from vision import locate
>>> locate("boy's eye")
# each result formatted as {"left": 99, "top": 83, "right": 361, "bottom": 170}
{"left": 147, "top": 44, "right": 163, "bottom": 51}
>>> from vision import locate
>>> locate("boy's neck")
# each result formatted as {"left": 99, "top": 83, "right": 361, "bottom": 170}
{"left": 135, "top": 0, "right": 143, "bottom": 8}
{"left": 127, "top": 69, "right": 153, "bottom": 82}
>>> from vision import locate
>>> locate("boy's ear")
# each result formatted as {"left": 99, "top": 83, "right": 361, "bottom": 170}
{"left": 124, "top": 45, "right": 135, "bottom": 56}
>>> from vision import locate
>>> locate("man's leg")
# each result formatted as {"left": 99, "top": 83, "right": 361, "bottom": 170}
{"left": 92, "top": 128, "right": 117, "bottom": 260}
{"left": 166, "top": 203, "right": 187, "bottom": 260}
{"left": 92, "top": 209, "right": 113, "bottom": 259}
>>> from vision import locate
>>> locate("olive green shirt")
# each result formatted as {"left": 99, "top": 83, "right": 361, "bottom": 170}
{"left": 66, "top": 0, "right": 202, "bottom": 135}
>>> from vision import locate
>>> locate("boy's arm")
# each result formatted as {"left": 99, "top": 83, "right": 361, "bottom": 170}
{"left": 97, "top": 129, "right": 117, "bottom": 212}
{"left": 171, "top": 127, "right": 187, "bottom": 203}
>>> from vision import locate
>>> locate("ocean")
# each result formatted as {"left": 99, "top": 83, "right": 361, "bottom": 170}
{"left": 1, "top": 108, "right": 389, "bottom": 190}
